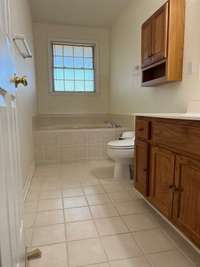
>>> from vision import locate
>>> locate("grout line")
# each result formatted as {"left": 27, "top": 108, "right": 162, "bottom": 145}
{"left": 61, "top": 172, "right": 71, "bottom": 267}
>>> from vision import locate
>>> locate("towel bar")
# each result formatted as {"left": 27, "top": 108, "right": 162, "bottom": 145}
{"left": 0, "top": 87, "right": 16, "bottom": 100}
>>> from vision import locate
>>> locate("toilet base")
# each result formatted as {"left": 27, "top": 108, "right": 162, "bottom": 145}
{"left": 114, "top": 162, "right": 131, "bottom": 180}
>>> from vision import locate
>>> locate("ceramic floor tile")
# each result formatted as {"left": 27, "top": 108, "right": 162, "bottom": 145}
{"left": 108, "top": 191, "right": 134, "bottom": 203}
{"left": 40, "top": 191, "right": 62, "bottom": 200}
{"left": 109, "top": 257, "right": 151, "bottom": 267}
{"left": 95, "top": 217, "right": 128, "bottom": 236}
{"left": 35, "top": 210, "right": 64, "bottom": 226}
{"left": 147, "top": 250, "right": 195, "bottom": 267}
{"left": 127, "top": 189, "right": 142, "bottom": 200}
{"left": 101, "top": 234, "right": 142, "bottom": 260}
{"left": 133, "top": 229, "right": 175, "bottom": 254}
{"left": 90, "top": 204, "right": 118, "bottom": 218}
{"left": 84, "top": 263, "right": 110, "bottom": 267}
{"left": 115, "top": 200, "right": 150, "bottom": 215}
{"left": 81, "top": 178, "right": 100, "bottom": 186}
{"left": 32, "top": 224, "right": 65, "bottom": 246}
{"left": 27, "top": 161, "right": 198, "bottom": 267}
{"left": 38, "top": 199, "right": 63, "bottom": 211}
{"left": 122, "top": 214, "right": 160, "bottom": 232}
{"left": 86, "top": 194, "right": 111, "bottom": 205}
{"left": 41, "top": 183, "right": 61, "bottom": 191}
{"left": 102, "top": 183, "right": 130, "bottom": 193}
{"left": 83, "top": 185, "right": 105, "bottom": 195}
{"left": 66, "top": 220, "right": 98, "bottom": 241}
{"left": 84, "top": 264, "right": 109, "bottom": 267}
{"left": 62, "top": 187, "right": 84, "bottom": 197}
{"left": 29, "top": 243, "right": 68, "bottom": 267}
{"left": 64, "top": 196, "right": 88, "bottom": 208}
{"left": 64, "top": 207, "right": 91, "bottom": 222}
{"left": 68, "top": 238, "right": 107, "bottom": 266}
{"left": 62, "top": 181, "right": 82, "bottom": 189}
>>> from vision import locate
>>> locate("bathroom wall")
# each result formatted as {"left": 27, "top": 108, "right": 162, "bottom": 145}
{"left": 110, "top": 0, "right": 200, "bottom": 115}
{"left": 10, "top": 0, "right": 37, "bottom": 188}
{"left": 33, "top": 23, "right": 110, "bottom": 115}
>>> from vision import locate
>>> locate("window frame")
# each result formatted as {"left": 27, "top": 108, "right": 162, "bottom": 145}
{"left": 49, "top": 40, "right": 99, "bottom": 95}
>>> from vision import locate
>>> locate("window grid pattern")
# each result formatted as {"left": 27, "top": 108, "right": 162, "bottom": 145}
{"left": 52, "top": 43, "right": 96, "bottom": 93}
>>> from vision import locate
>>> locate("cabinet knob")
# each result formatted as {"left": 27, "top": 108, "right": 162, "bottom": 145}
{"left": 169, "top": 185, "right": 180, "bottom": 193}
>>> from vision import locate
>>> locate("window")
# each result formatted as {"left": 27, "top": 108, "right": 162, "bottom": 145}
{"left": 51, "top": 42, "right": 96, "bottom": 93}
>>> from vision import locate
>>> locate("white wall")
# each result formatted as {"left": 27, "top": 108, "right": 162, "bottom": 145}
{"left": 34, "top": 23, "right": 110, "bottom": 114}
{"left": 10, "top": 0, "right": 37, "bottom": 186}
{"left": 110, "top": 0, "right": 200, "bottom": 115}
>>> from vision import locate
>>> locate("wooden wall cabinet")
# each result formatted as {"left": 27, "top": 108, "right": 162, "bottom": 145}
{"left": 141, "top": 0, "right": 185, "bottom": 86}
{"left": 135, "top": 116, "right": 200, "bottom": 248}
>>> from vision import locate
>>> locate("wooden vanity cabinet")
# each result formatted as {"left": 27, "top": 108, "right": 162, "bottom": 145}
{"left": 173, "top": 156, "right": 200, "bottom": 246}
{"left": 135, "top": 117, "right": 200, "bottom": 248}
{"left": 149, "top": 146, "right": 175, "bottom": 218}
{"left": 135, "top": 140, "right": 149, "bottom": 196}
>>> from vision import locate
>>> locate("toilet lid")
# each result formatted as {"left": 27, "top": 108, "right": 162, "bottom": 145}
{"left": 108, "top": 139, "right": 134, "bottom": 149}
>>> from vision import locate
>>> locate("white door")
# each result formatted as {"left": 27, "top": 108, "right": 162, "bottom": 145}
{"left": 0, "top": 0, "right": 25, "bottom": 266}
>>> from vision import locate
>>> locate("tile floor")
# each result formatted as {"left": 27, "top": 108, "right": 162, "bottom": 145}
{"left": 25, "top": 160, "right": 200, "bottom": 267}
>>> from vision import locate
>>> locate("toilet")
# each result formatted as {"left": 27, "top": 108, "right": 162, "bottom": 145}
{"left": 107, "top": 131, "right": 135, "bottom": 180}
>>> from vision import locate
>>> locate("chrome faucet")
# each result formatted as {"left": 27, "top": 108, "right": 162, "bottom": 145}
{"left": 104, "top": 120, "right": 121, "bottom": 128}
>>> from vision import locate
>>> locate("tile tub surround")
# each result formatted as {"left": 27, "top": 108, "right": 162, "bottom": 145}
{"left": 25, "top": 160, "right": 200, "bottom": 267}
{"left": 34, "top": 128, "right": 126, "bottom": 164}
{"left": 33, "top": 113, "right": 134, "bottom": 130}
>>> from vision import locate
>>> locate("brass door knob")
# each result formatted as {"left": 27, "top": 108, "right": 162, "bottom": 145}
{"left": 11, "top": 74, "right": 28, "bottom": 88}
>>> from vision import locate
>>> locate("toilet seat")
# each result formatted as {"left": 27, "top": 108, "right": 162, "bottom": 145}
{"left": 107, "top": 139, "right": 134, "bottom": 149}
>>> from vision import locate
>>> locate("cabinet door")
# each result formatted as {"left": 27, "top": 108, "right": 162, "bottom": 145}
{"left": 142, "top": 20, "right": 152, "bottom": 67}
{"left": 150, "top": 146, "right": 175, "bottom": 218}
{"left": 135, "top": 140, "right": 149, "bottom": 196}
{"left": 173, "top": 156, "right": 200, "bottom": 247}
{"left": 152, "top": 3, "right": 168, "bottom": 63}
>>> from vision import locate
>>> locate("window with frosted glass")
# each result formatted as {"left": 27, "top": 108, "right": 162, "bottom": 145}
{"left": 52, "top": 43, "right": 96, "bottom": 93}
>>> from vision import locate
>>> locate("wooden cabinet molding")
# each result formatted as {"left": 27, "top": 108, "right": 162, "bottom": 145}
{"left": 142, "top": 19, "right": 152, "bottom": 67}
{"left": 152, "top": 3, "right": 168, "bottom": 64}
{"left": 173, "top": 156, "right": 200, "bottom": 247}
{"left": 135, "top": 140, "right": 149, "bottom": 196}
{"left": 149, "top": 146, "right": 175, "bottom": 218}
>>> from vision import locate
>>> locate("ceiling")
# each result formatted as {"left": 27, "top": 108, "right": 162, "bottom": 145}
{"left": 29, "top": 0, "right": 132, "bottom": 27}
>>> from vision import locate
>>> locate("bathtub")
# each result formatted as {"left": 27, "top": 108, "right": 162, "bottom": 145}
{"left": 34, "top": 125, "right": 126, "bottom": 164}
{"left": 36, "top": 123, "right": 120, "bottom": 131}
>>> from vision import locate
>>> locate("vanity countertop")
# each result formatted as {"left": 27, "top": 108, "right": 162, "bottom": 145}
{"left": 134, "top": 113, "right": 200, "bottom": 121}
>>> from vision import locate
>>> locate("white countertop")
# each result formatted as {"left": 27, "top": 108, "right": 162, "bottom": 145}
{"left": 134, "top": 113, "right": 200, "bottom": 121}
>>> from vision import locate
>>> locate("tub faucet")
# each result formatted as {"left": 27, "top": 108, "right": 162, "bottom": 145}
{"left": 104, "top": 120, "right": 121, "bottom": 128}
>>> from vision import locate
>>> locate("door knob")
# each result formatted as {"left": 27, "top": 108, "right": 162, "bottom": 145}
{"left": 11, "top": 74, "right": 28, "bottom": 88}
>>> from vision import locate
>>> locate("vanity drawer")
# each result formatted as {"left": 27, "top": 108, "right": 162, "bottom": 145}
{"left": 136, "top": 118, "right": 150, "bottom": 140}
{"left": 152, "top": 121, "right": 200, "bottom": 156}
